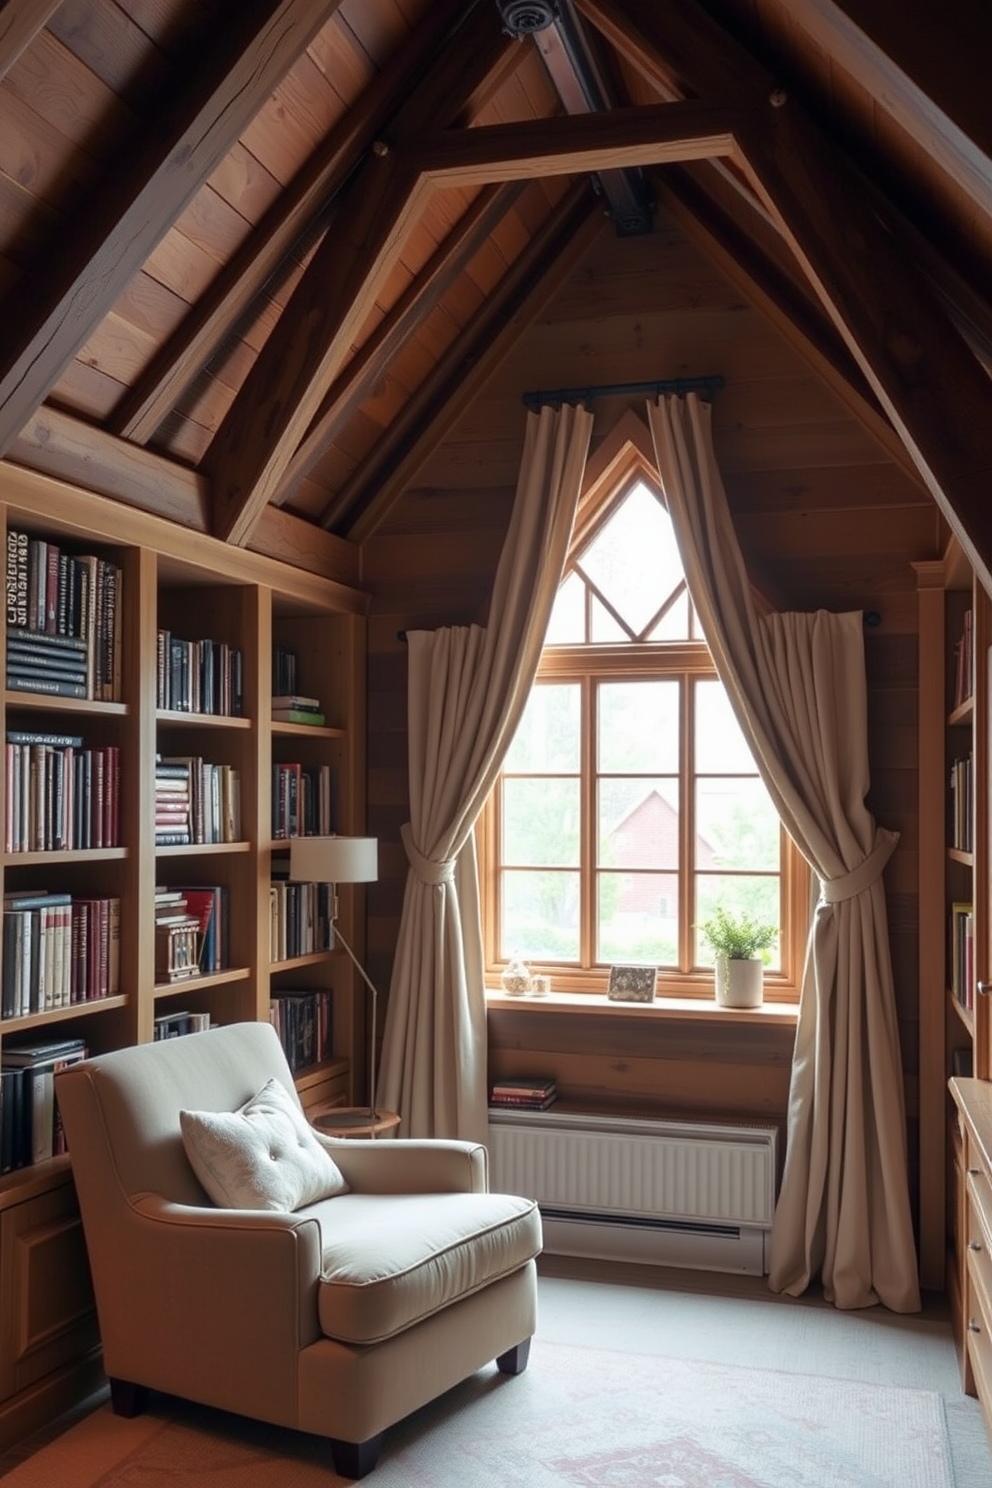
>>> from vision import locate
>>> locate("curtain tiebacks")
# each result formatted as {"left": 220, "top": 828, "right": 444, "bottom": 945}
{"left": 820, "top": 828, "right": 899, "bottom": 903}
{"left": 401, "top": 822, "right": 456, "bottom": 886}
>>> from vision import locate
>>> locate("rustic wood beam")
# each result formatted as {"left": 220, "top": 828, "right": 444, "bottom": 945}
{"left": 412, "top": 100, "right": 747, "bottom": 187}
{"left": 576, "top": 0, "right": 769, "bottom": 103}
{"left": 204, "top": 1, "right": 520, "bottom": 547}
{"left": 0, "top": 0, "right": 61, "bottom": 81}
{"left": 339, "top": 186, "right": 604, "bottom": 544}
{"left": 8, "top": 407, "right": 357, "bottom": 586}
{"left": 652, "top": 164, "right": 924, "bottom": 484}
{"left": 274, "top": 182, "right": 525, "bottom": 509}
{"left": 0, "top": 0, "right": 343, "bottom": 460}
{"left": 784, "top": 0, "right": 992, "bottom": 238}
{"left": 110, "top": 0, "right": 471, "bottom": 446}
{"left": 739, "top": 102, "right": 992, "bottom": 593}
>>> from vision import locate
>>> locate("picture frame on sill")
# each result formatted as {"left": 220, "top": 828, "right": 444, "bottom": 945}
{"left": 607, "top": 965, "right": 657, "bottom": 1002}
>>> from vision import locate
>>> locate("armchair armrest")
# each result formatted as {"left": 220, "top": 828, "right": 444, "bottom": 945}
{"left": 314, "top": 1137, "right": 489, "bottom": 1193}
{"left": 99, "top": 1194, "right": 325, "bottom": 1424}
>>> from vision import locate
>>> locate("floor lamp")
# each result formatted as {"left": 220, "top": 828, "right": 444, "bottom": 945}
{"left": 288, "top": 835, "right": 381, "bottom": 1127}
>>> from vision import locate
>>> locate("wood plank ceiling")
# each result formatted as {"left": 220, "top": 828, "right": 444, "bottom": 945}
{"left": 0, "top": 0, "right": 988, "bottom": 586}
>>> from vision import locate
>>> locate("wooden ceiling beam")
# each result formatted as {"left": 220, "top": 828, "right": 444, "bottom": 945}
{"left": 576, "top": 0, "right": 772, "bottom": 102}
{"left": 274, "top": 181, "right": 526, "bottom": 510}
{"left": 575, "top": 0, "right": 992, "bottom": 582}
{"left": 413, "top": 100, "right": 748, "bottom": 187}
{"left": 110, "top": 0, "right": 472, "bottom": 446}
{"left": 739, "top": 103, "right": 992, "bottom": 593}
{"left": 204, "top": 1, "right": 521, "bottom": 547}
{"left": 0, "top": 1, "right": 62, "bottom": 81}
{"left": 7, "top": 407, "right": 358, "bottom": 586}
{"left": 340, "top": 185, "right": 604, "bottom": 544}
{"left": 0, "top": 0, "right": 344, "bottom": 461}
{"left": 652, "top": 164, "right": 924, "bottom": 484}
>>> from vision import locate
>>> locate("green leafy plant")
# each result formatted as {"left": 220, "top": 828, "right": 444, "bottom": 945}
{"left": 698, "top": 905, "right": 778, "bottom": 963}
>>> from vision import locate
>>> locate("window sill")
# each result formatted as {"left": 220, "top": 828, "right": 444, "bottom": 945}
{"left": 485, "top": 989, "right": 798, "bottom": 1026}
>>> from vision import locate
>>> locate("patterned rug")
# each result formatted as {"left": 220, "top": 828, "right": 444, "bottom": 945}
{"left": 1, "top": 1340, "right": 955, "bottom": 1488}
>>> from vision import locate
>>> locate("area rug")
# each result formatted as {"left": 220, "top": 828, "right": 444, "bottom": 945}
{"left": 0, "top": 1340, "right": 954, "bottom": 1488}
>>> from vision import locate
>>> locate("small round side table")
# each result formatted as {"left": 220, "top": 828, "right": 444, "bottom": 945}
{"left": 312, "top": 1107, "right": 401, "bottom": 1140}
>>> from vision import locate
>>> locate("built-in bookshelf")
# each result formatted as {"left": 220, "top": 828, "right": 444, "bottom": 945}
{"left": 916, "top": 539, "right": 992, "bottom": 1432}
{"left": 0, "top": 465, "right": 367, "bottom": 1447}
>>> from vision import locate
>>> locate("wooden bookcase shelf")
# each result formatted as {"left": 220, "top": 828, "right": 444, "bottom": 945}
{"left": 0, "top": 466, "right": 368, "bottom": 1448}
{"left": 917, "top": 540, "right": 992, "bottom": 1443}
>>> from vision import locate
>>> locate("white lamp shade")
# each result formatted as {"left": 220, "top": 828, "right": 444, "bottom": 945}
{"left": 289, "top": 836, "right": 378, "bottom": 884}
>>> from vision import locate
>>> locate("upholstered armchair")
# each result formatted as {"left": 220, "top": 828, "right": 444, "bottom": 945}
{"left": 56, "top": 1022, "right": 541, "bottom": 1478}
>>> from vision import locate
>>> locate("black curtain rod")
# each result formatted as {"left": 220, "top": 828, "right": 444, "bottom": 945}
{"left": 522, "top": 374, "right": 724, "bottom": 410}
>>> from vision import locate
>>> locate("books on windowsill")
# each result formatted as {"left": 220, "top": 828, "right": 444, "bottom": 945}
{"left": 490, "top": 1076, "right": 557, "bottom": 1111}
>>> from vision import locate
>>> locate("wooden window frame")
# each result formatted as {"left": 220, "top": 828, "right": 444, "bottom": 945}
{"left": 478, "top": 426, "right": 808, "bottom": 1005}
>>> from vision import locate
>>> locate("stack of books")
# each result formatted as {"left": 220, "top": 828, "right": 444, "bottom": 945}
{"left": 272, "top": 693, "right": 325, "bottom": 726}
{"left": 155, "top": 754, "right": 241, "bottom": 845}
{"left": 490, "top": 1076, "right": 557, "bottom": 1111}
{"left": 153, "top": 1010, "right": 211, "bottom": 1041}
{"left": 0, "top": 1035, "right": 88, "bottom": 1171}
{"left": 5, "top": 530, "right": 122, "bottom": 701}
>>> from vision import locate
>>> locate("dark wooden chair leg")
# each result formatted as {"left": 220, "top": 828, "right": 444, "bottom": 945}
{"left": 330, "top": 1431, "right": 385, "bottom": 1479}
{"left": 109, "top": 1378, "right": 150, "bottom": 1417}
{"left": 496, "top": 1336, "right": 531, "bottom": 1375}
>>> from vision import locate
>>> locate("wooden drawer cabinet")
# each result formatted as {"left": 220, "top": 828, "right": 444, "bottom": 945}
{"left": 951, "top": 1078, "right": 992, "bottom": 1433}
{"left": 0, "top": 1165, "right": 102, "bottom": 1449}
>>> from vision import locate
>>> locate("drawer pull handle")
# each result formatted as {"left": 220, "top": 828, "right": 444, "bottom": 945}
{"left": 969, "top": 1240, "right": 984, "bottom": 1252}
{"left": 968, "top": 1167, "right": 984, "bottom": 1177}
{"left": 969, "top": 1320, "right": 982, "bottom": 1333}
{"left": 978, "top": 981, "right": 992, "bottom": 997}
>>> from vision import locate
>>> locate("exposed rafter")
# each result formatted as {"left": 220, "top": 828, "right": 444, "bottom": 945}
{"left": 0, "top": 0, "right": 344, "bottom": 460}
{"left": 342, "top": 184, "right": 604, "bottom": 543}
{"left": 109, "top": 0, "right": 472, "bottom": 447}
{"left": 0, "top": 0, "right": 61, "bottom": 81}
{"left": 274, "top": 182, "right": 527, "bottom": 510}
{"left": 204, "top": 1, "right": 522, "bottom": 547}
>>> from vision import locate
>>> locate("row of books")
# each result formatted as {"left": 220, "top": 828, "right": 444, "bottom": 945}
{"left": 154, "top": 755, "right": 242, "bottom": 846}
{"left": 154, "top": 885, "right": 228, "bottom": 983}
{"left": 153, "top": 1010, "right": 211, "bottom": 1040}
{"left": 6, "top": 529, "right": 122, "bottom": 701}
{"left": 272, "top": 762, "right": 333, "bottom": 839}
{"left": 2, "top": 893, "right": 119, "bottom": 1019}
{"left": 951, "top": 901, "right": 975, "bottom": 1011}
{"left": 490, "top": 1076, "right": 557, "bottom": 1111}
{"left": 273, "top": 644, "right": 299, "bottom": 698}
{"left": 270, "top": 987, "right": 333, "bottom": 1073}
{"left": 0, "top": 1036, "right": 88, "bottom": 1173}
{"left": 156, "top": 630, "right": 244, "bottom": 716}
{"left": 270, "top": 879, "right": 334, "bottom": 964}
{"left": 5, "top": 732, "right": 121, "bottom": 852}
{"left": 950, "top": 753, "right": 973, "bottom": 853}
{"left": 954, "top": 607, "right": 974, "bottom": 710}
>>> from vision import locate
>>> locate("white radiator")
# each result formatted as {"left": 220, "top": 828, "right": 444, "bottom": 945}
{"left": 488, "top": 1109, "right": 778, "bottom": 1275}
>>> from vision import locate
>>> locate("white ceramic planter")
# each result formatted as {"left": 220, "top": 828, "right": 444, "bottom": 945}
{"left": 715, "top": 957, "right": 764, "bottom": 1009}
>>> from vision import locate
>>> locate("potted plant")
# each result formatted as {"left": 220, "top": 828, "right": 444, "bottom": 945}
{"left": 697, "top": 906, "right": 778, "bottom": 1008}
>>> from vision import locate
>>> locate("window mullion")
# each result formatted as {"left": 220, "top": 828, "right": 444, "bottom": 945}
{"left": 680, "top": 674, "right": 694, "bottom": 974}
{"left": 581, "top": 673, "right": 597, "bottom": 969}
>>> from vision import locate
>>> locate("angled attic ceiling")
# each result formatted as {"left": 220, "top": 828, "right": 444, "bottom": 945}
{"left": 0, "top": 0, "right": 990, "bottom": 588}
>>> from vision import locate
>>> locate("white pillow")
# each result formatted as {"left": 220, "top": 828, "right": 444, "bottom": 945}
{"left": 180, "top": 1076, "right": 349, "bottom": 1211}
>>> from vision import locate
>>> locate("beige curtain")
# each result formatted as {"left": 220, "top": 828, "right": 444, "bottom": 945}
{"left": 377, "top": 403, "right": 594, "bottom": 1143}
{"left": 646, "top": 392, "right": 920, "bottom": 1313}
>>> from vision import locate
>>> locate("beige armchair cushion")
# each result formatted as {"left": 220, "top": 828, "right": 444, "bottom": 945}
{"left": 180, "top": 1076, "right": 349, "bottom": 1211}
{"left": 312, "top": 1190, "right": 541, "bottom": 1345}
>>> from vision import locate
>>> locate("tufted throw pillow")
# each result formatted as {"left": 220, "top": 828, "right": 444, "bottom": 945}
{"left": 180, "top": 1077, "right": 349, "bottom": 1211}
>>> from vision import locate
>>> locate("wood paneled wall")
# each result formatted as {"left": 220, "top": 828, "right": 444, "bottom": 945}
{"left": 361, "top": 208, "right": 936, "bottom": 1227}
